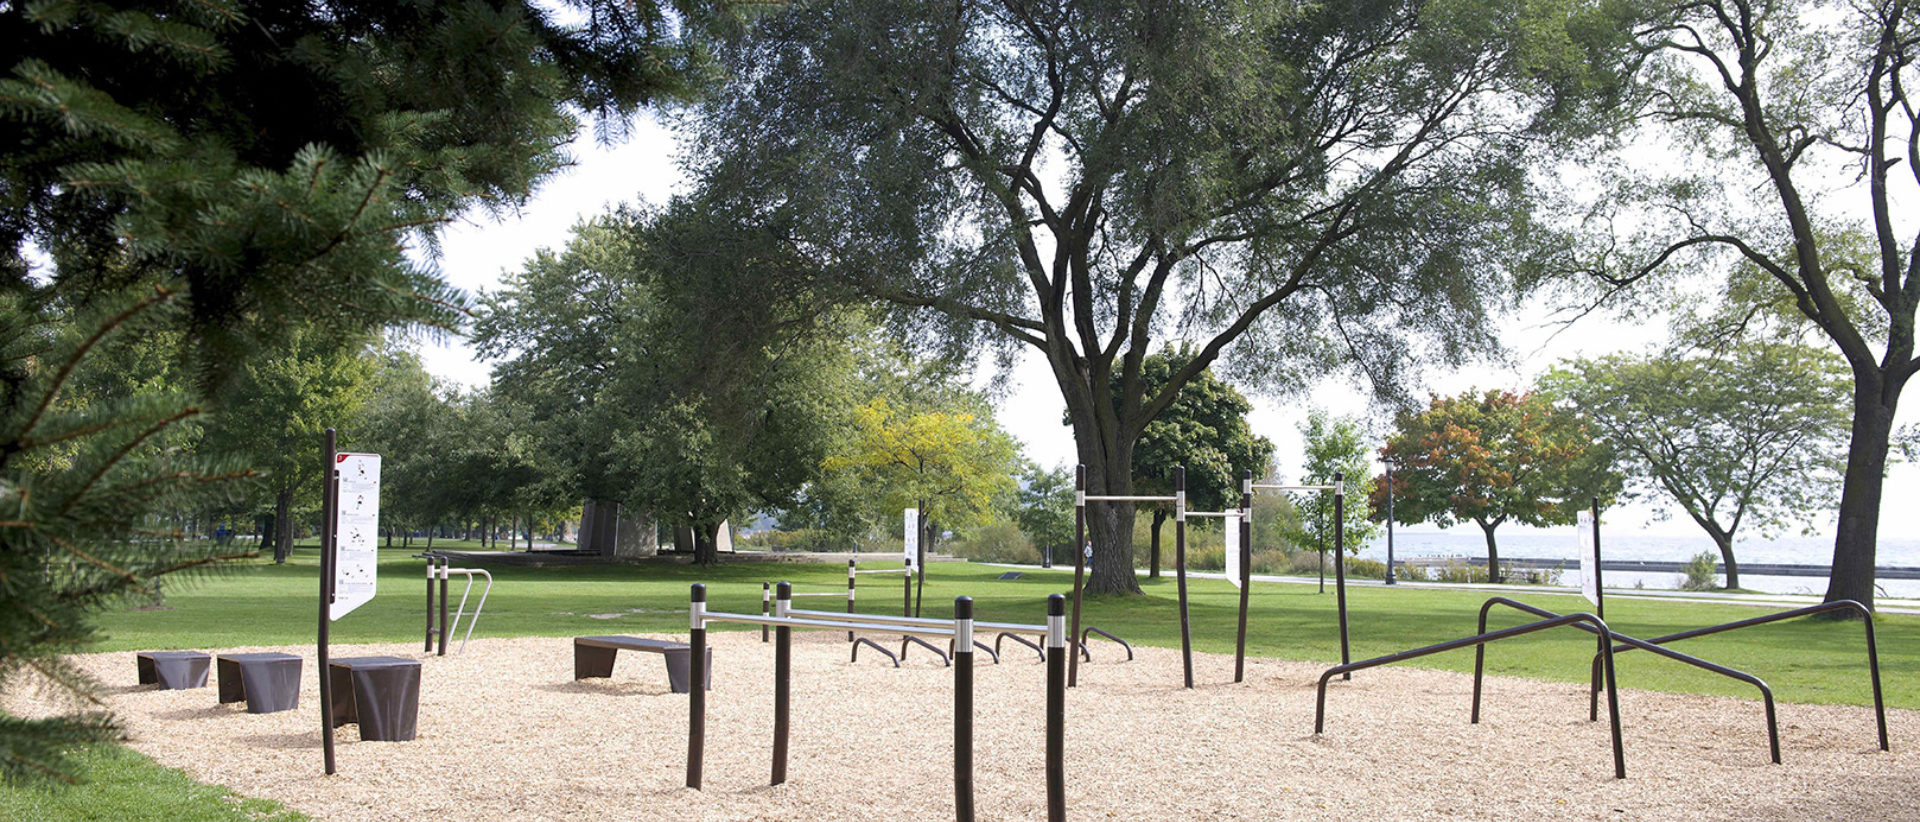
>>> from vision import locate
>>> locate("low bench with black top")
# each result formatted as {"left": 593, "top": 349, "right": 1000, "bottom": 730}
{"left": 574, "top": 636, "right": 712, "bottom": 693}
{"left": 135, "top": 651, "right": 210, "bottom": 690}
{"left": 217, "top": 652, "right": 302, "bottom": 714}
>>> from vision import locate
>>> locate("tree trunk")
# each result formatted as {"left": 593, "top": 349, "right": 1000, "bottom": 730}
{"left": 694, "top": 520, "right": 721, "bottom": 565}
{"left": 273, "top": 487, "right": 293, "bottom": 564}
{"left": 1072, "top": 436, "right": 1142, "bottom": 595}
{"left": 1715, "top": 533, "right": 1740, "bottom": 590}
{"left": 1477, "top": 519, "right": 1503, "bottom": 584}
{"left": 1825, "top": 384, "right": 1898, "bottom": 610}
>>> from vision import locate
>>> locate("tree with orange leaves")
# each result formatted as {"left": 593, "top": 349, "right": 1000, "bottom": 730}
{"left": 1374, "top": 390, "right": 1618, "bottom": 583}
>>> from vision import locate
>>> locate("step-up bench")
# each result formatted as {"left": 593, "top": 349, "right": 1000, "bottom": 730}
{"left": 573, "top": 636, "right": 712, "bottom": 693}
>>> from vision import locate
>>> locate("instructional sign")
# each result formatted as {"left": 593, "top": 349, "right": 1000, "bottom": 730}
{"left": 330, "top": 452, "right": 381, "bottom": 621}
{"left": 1225, "top": 512, "right": 1243, "bottom": 588}
{"left": 903, "top": 508, "right": 919, "bottom": 566}
{"left": 1578, "top": 509, "right": 1598, "bottom": 607}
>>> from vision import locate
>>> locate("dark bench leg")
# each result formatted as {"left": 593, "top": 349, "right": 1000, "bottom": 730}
{"left": 575, "top": 645, "right": 619, "bottom": 679}
{"left": 137, "top": 656, "right": 157, "bottom": 686}
{"left": 218, "top": 658, "right": 246, "bottom": 704}
{"left": 662, "top": 648, "right": 714, "bottom": 694}
{"left": 328, "top": 665, "right": 358, "bottom": 728}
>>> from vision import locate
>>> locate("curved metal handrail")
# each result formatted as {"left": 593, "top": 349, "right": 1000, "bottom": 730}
{"left": 1079, "top": 626, "right": 1133, "bottom": 661}
{"left": 1474, "top": 596, "right": 1780, "bottom": 764}
{"left": 1314, "top": 611, "right": 1627, "bottom": 779}
{"left": 996, "top": 631, "right": 1046, "bottom": 662}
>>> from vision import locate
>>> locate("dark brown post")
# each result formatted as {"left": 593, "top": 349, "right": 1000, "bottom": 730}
{"left": 423, "top": 554, "right": 435, "bottom": 652}
{"left": 1174, "top": 466, "right": 1193, "bottom": 689}
{"left": 318, "top": 428, "right": 337, "bottom": 775}
{"left": 687, "top": 584, "right": 707, "bottom": 790}
{"left": 1045, "top": 593, "right": 1067, "bottom": 822}
{"left": 915, "top": 498, "right": 929, "bottom": 617}
{"left": 761, "top": 581, "right": 770, "bottom": 643}
{"left": 954, "top": 596, "right": 975, "bottom": 822}
{"left": 1234, "top": 469, "right": 1252, "bottom": 683}
{"left": 437, "top": 555, "right": 449, "bottom": 657}
{"left": 774, "top": 582, "right": 791, "bottom": 785}
{"left": 1333, "top": 473, "right": 1350, "bottom": 678}
{"left": 847, "top": 560, "right": 857, "bottom": 643}
{"left": 1068, "top": 465, "right": 1087, "bottom": 688}
{"left": 903, "top": 559, "right": 913, "bottom": 617}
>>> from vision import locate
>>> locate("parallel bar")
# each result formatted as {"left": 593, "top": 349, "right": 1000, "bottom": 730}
{"left": 1174, "top": 466, "right": 1193, "bottom": 689}
{"left": 1045, "top": 595, "right": 1067, "bottom": 822}
{"left": 954, "top": 597, "right": 975, "bottom": 822}
{"left": 773, "top": 583, "right": 790, "bottom": 784}
{"left": 687, "top": 584, "right": 708, "bottom": 790}
{"left": 1313, "top": 611, "right": 1627, "bottom": 779}
{"left": 704, "top": 612, "right": 963, "bottom": 635}
{"left": 787, "top": 607, "right": 1044, "bottom": 632}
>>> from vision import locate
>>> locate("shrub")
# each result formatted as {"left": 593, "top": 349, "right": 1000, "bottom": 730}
{"left": 953, "top": 521, "right": 1040, "bottom": 565}
{"left": 1680, "top": 551, "right": 1720, "bottom": 591}
{"left": 1185, "top": 544, "right": 1226, "bottom": 571}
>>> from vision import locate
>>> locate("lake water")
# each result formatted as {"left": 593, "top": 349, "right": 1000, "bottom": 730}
{"left": 1355, "top": 529, "right": 1920, "bottom": 600}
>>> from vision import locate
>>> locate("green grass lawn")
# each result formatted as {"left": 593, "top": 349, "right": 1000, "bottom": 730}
{"left": 0, "top": 745, "right": 308, "bottom": 822}
{"left": 96, "top": 543, "right": 1917, "bottom": 709}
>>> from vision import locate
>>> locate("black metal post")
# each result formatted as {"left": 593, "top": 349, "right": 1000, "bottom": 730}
{"left": 1174, "top": 466, "right": 1193, "bottom": 689}
{"left": 1384, "top": 458, "right": 1396, "bottom": 584}
{"left": 847, "top": 559, "right": 857, "bottom": 643}
{"left": 954, "top": 596, "right": 975, "bottom": 822}
{"left": 1069, "top": 465, "right": 1087, "bottom": 688}
{"left": 1045, "top": 593, "right": 1066, "bottom": 822}
{"left": 774, "top": 582, "right": 791, "bottom": 785}
{"left": 1235, "top": 470, "right": 1252, "bottom": 683}
{"left": 424, "top": 555, "right": 436, "bottom": 651}
{"left": 762, "top": 581, "right": 770, "bottom": 643}
{"left": 915, "top": 499, "right": 928, "bottom": 618}
{"left": 437, "top": 555, "right": 449, "bottom": 657}
{"left": 318, "top": 428, "right": 337, "bottom": 775}
{"left": 904, "top": 558, "right": 914, "bottom": 617}
{"left": 1333, "top": 472, "right": 1350, "bottom": 677}
{"left": 687, "top": 583, "right": 707, "bottom": 790}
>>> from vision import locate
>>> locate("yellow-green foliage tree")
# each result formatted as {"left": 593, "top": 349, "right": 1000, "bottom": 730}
{"left": 829, "top": 397, "right": 1018, "bottom": 561}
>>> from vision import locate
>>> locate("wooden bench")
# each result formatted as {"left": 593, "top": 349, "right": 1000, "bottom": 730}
{"left": 573, "top": 636, "right": 712, "bottom": 693}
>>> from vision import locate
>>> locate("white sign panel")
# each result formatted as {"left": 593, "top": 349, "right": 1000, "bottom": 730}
{"left": 330, "top": 453, "right": 381, "bottom": 621}
{"left": 903, "top": 508, "right": 919, "bottom": 567}
{"left": 1578, "top": 509, "right": 1598, "bottom": 607}
{"left": 1225, "top": 513, "right": 1243, "bottom": 588}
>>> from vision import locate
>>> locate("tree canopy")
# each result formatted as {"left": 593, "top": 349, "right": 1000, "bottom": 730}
{"left": 1280, "top": 410, "right": 1379, "bottom": 566}
{"left": 1376, "top": 390, "right": 1618, "bottom": 583}
{"left": 684, "top": 0, "right": 1634, "bottom": 593}
{"left": 1542, "top": 342, "right": 1850, "bottom": 588}
{"left": 1568, "top": 0, "right": 1920, "bottom": 608}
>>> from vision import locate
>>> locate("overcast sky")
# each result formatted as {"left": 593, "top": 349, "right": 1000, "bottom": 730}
{"left": 414, "top": 112, "right": 1918, "bottom": 542}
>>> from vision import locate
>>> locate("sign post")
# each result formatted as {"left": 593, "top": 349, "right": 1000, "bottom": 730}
{"left": 318, "top": 432, "right": 381, "bottom": 775}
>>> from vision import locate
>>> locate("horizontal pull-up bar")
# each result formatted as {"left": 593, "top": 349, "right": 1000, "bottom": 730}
{"left": 1081, "top": 494, "right": 1179, "bottom": 503}
{"left": 850, "top": 568, "right": 911, "bottom": 575}
{"left": 1184, "top": 510, "right": 1245, "bottom": 519}
{"left": 1252, "top": 484, "right": 1338, "bottom": 492}
{"left": 787, "top": 607, "right": 1044, "bottom": 633}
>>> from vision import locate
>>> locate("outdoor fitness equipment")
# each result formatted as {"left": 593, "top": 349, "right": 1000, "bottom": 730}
{"left": 1068, "top": 464, "right": 1152, "bottom": 687}
{"left": 686, "top": 584, "right": 1071, "bottom": 822}
{"left": 763, "top": 560, "right": 920, "bottom": 663}
{"left": 1248, "top": 473, "right": 1348, "bottom": 677}
{"left": 414, "top": 552, "right": 493, "bottom": 656}
{"left": 1474, "top": 498, "right": 1889, "bottom": 765}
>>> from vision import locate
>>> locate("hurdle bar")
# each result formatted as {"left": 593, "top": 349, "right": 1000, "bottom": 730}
{"left": 1073, "top": 465, "right": 1174, "bottom": 688}
{"left": 686, "top": 584, "right": 1069, "bottom": 822}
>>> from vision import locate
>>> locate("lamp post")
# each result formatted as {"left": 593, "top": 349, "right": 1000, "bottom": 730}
{"left": 1383, "top": 455, "right": 1397, "bottom": 585}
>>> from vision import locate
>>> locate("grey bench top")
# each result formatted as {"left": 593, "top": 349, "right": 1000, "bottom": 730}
{"left": 574, "top": 636, "right": 690, "bottom": 653}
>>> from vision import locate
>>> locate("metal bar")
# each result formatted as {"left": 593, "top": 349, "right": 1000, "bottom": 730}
{"left": 1080, "top": 627, "right": 1133, "bottom": 661}
{"left": 704, "top": 612, "right": 964, "bottom": 635}
{"left": 1081, "top": 494, "right": 1181, "bottom": 502}
{"left": 850, "top": 569, "right": 912, "bottom": 575}
{"left": 1045, "top": 594, "right": 1066, "bottom": 822}
{"left": 787, "top": 607, "right": 1045, "bottom": 632}
{"left": 1592, "top": 599, "right": 1888, "bottom": 754}
{"left": 847, "top": 560, "right": 856, "bottom": 643}
{"left": 996, "top": 631, "right": 1046, "bottom": 662}
{"left": 954, "top": 597, "right": 975, "bottom": 822}
{"left": 1175, "top": 466, "right": 1193, "bottom": 689}
{"left": 1251, "top": 484, "right": 1338, "bottom": 491}
{"left": 1333, "top": 473, "right": 1349, "bottom": 678}
{"left": 851, "top": 637, "right": 900, "bottom": 667}
{"left": 1183, "top": 510, "right": 1243, "bottom": 518}
{"left": 1235, "top": 470, "right": 1252, "bottom": 683}
{"left": 1313, "top": 610, "right": 1627, "bottom": 779}
{"left": 901, "top": 634, "right": 951, "bottom": 666}
{"left": 687, "top": 584, "right": 707, "bottom": 790}
{"left": 318, "top": 428, "right": 337, "bottom": 776}
{"left": 438, "top": 555, "right": 450, "bottom": 657}
{"left": 423, "top": 554, "right": 435, "bottom": 652}
{"left": 774, "top": 582, "right": 790, "bottom": 785}
{"left": 1473, "top": 596, "right": 1781, "bottom": 763}
{"left": 1591, "top": 498, "right": 1605, "bottom": 621}
{"left": 1069, "top": 465, "right": 1086, "bottom": 688}
{"left": 446, "top": 569, "right": 492, "bottom": 655}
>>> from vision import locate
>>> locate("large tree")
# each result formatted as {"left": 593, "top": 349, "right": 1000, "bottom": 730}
{"left": 1126, "top": 346, "right": 1274, "bottom": 578}
{"left": 1572, "top": 0, "right": 1920, "bottom": 608}
{"left": 1543, "top": 342, "right": 1850, "bottom": 588}
{"left": 1377, "top": 390, "right": 1619, "bottom": 583}
{"left": 0, "top": 0, "right": 741, "bottom": 782}
{"left": 686, "top": 0, "right": 1631, "bottom": 593}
